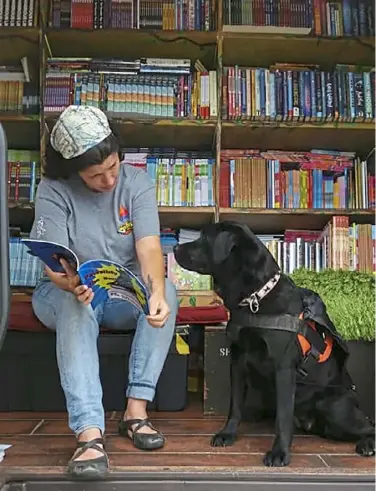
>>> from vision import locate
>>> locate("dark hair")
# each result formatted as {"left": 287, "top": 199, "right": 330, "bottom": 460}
{"left": 44, "top": 133, "right": 120, "bottom": 180}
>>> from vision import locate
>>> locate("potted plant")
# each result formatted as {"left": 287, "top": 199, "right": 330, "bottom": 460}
{"left": 290, "top": 268, "right": 375, "bottom": 419}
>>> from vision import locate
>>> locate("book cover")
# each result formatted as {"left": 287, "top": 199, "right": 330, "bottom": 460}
{"left": 21, "top": 239, "right": 149, "bottom": 314}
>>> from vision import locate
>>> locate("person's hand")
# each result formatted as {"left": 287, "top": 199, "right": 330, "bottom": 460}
{"left": 147, "top": 292, "right": 170, "bottom": 328}
{"left": 45, "top": 258, "right": 94, "bottom": 305}
{"left": 59, "top": 258, "right": 94, "bottom": 305}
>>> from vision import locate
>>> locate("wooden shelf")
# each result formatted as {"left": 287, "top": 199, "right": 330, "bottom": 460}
{"left": 44, "top": 115, "right": 217, "bottom": 150}
{"left": 11, "top": 288, "right": 33, "bottom": 301}
{"left": 222, "top": 33, "right": 375, "bottom": 67}
{"left": 0, "top": 115, "right": 40, "bottom": 150}
{"left": 0, "top": 114, "right": 39, "bottom": 122}
{"left": 44, "top": 28, "right": 217, "bottom": 69}
{"left": 8, "top": 201, "right": 34, "bottom": 210}
{"left": 0, "top": 27, "right": 39, "bottom": 64}
{"left": 222, "top": 120, "right": 374, "bottom": 130}
{"left": 219, "top": 208, "right": 376, "bottom": 233}
{"left": 159, "top": 206, "right": 216, "bottom": 228}
{"left": 221, "top": 121, "right": 375, "bottom": 155}
{"left": 7, "top": 203, "right": 216, "bottom": 229}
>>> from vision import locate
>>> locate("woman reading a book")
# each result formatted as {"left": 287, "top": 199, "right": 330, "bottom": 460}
{"left": 29, "top": 105, "right": 178, "bottom": 479}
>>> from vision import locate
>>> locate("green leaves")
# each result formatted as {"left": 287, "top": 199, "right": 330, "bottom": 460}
{"left": 290, "top": 269, "right": 375, "bottom": 342}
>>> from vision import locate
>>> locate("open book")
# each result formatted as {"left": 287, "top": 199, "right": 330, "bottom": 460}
{"left": 21, "top": 239, "right": 149, "bottom": 314}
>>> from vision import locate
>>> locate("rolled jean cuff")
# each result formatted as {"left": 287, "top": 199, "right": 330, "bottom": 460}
{"left": 74, "top": 423, "right": 105, "bottom": 438}
{"left": 126, "top": 383, "right": 156, "bottom": 402}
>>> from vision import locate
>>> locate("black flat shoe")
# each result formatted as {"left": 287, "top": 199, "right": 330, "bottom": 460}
{"left": 67, "top": 437, "right": 109, "bottom": 480}
{"left": 119, "top": 418, "right": 165, "bottom": 450}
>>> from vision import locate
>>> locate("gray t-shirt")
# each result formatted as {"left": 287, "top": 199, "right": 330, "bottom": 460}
{"left": 30, "top": 162, "right": 160, "bottom": 277}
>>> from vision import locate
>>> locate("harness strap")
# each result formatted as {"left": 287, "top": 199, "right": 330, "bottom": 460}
{"left": 297, "top": 313, "right": 334, "bottom": 377}
{"left": 229, "top": 310, "right": 334, "bottom": 378}
{"left": 229, "top": 312, "right": 304, "bottom": 333}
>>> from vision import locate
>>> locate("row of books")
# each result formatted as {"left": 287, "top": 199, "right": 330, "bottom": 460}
{"left": 44, "top": 58, "right": 218, "bottom": 119}
{"left": 260, "top": 217, "right": 375, "bottom": 273}
{"left": 0, "top": 0, "right": 37, "bottom": 27}
{"left": 7, "top": 150, "right": 41, "bottom": 204}
{"left": 8, "top": 216, "right": 375, "bottom": 289}
{"left": 9, "top": 232, "right": 44, "bottom": 287}
{"left": 0, "top": 64, "right": 39, "bottom": 115}
{"left": 49, "top": 0, "right": 216, "bottom": 31}
{"left": 164, "top": 220, "right": 375, "bottom": 288}
{"left": 222, "top": 64, "right": 375, "bottom": 122}
{"left": 8, "top": 146, "right": 373, "bottom": 210}
{"left": 3, "top": 0, "right": 374, "bottom": 37}
{"left": 223, "top": 0, "right": 375, "bottom": 37}
{"left": 122, "top": 148, "right": 215, "bottom": 206}
{"left": 219, "top": 149, "right": 374, "bottom": 209}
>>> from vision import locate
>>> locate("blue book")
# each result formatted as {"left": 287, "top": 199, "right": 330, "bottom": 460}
{"left": 21, "top": 238, "right": 150, "bottom": 314}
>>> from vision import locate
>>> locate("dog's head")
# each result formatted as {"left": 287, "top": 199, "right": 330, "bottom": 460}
{"left": 173, "top": 221, "right": 280, "bottom": 308}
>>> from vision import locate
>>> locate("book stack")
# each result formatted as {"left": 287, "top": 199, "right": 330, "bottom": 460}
{"left": 0, "top": 0, "right": 37, "bottom": 27}
{"left": 222, "top": 0, "right": 375, "bottom": 37}
{"left": 7, "top": 150, "right": 41, "bottom": 204}
{"left": 259, "top": 216, "right": 375, "bottom": 274}
{"left": 49, "top": 0, "right": 216, "bottom": 31}
{"left": 167, "top": 252, "right": 213, "bottom": 291}
{"left": 222, "top": 64, "right": 375, "bottom": 123}
{"left": 9, "top": 230, "right": 44, "bottom": 287}
{"left": 121, "top": 148, "right": 215, "bottom": 207}
{"left": 44, "top": 58, "right": 218, "bottom": 119}
{"left": 223, "top": 0, "right": 313, "bottom": 31}
{"left": 0, "top": 65, "right": 39, "bottom": 115}
{"left": 160, "top": 228, "right": 178, "bottom": 273}
{"left": 219, "top": 149, "right": 374, "bottom": 210}
{"left": 313, "top": 0, "right": 375, "bottom": 36}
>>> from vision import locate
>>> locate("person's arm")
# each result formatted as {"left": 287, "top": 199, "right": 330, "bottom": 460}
{"left": 136, "top": 235, "right": 165, "bottom": 298}
{"left": 31, "top": 180, "right": 92, "bottom": 303}
{"left": 132, "top": 170, "right": 170, "bottom": 327}
{"left": 136, "top": 236, "right": 170, "bottom": 327}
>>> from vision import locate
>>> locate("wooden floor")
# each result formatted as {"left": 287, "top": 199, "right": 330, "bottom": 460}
{"left": 0, "top": 398, "right": 375, "bottom": 480}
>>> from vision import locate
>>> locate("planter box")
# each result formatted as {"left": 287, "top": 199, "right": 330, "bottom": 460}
{"left": 346, "top": 340, "right": 375, "bottom": 420}
{"left": 204, "top": 326, "right": 375, "bottom": 420}
{"left": 0, "top": 329, "right": 189, "bottom": 412}
{"left": 204, "top": 325, "right": 230, "bottom": 416}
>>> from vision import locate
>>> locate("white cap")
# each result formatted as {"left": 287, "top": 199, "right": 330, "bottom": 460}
{"left": 50, "top": 105, "right": 112, "bottom": 160}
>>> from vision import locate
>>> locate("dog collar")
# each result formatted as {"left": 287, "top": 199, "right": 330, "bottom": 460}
{"left": 238, "top": 273, "right": 281, "bottom": 313}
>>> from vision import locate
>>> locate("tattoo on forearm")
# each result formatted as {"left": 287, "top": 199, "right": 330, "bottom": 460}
{"left": 147, "top": 275, "right": 154, "bottom": 293}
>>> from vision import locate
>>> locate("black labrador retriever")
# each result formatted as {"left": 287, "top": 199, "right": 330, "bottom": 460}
{"left": 173, "top": 221, "right": 375, "bottom": 467}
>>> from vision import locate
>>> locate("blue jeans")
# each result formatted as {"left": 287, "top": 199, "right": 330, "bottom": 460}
{"left": 31, "top": 279, "right": 178, "bottom": 436}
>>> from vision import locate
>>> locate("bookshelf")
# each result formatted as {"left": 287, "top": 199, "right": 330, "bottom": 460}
{"left": 1, "top": 1, "right": 375, "bottom": 240}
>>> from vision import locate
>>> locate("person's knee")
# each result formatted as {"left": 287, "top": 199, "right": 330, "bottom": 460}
{"left": 165, "top": 278, "right": 178, "bottom": 316}
{"left": 49, "top": 286, "right": 97, "bottom": 328}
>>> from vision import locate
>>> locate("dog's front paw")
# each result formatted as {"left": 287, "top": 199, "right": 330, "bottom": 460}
{"left": 356, "top": 436, "right": 375, "bottom": 457}
{"left": 263, "top": 448, "right": 291, "bottom": 467}
{"left": 211, "top": 432, "right": 236, "bottom": 447}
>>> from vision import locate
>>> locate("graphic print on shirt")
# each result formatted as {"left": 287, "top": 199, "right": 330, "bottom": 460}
{"left": 117, "top": 204, "right": 133, "bottom": 235}
{"left": 36, "top": 217, "right": 46, "bottom": 238}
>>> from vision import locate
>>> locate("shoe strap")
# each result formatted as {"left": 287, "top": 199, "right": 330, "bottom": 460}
{"left": 74, "top": 437, "right": 106, "bottom": 459}
{"left": 122, "top": 418, "right": 157, "bottom": 435}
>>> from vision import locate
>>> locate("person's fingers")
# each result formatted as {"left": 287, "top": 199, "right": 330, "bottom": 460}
{"left": 60, "top": 258, "right": 77, "bottom": 277}
{"left": 147, "top": 305, "right": 170, "bottom": 327}
{"left": 77, "top": 290, "right": 93, "bottom": 305}
{"left": 45, "top": 265, "right": 66, "bottom": 278}
{"left": 81, "top": 290, "right": 94, "bottom": 305}
{"left": 75, "top": 285, "right": 93, "bottom": 304}
{"left": 74, "top": 284, "right": 89, "bottom": 296}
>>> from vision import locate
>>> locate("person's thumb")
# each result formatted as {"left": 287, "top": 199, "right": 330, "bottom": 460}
{"left": 148, "top": 296, "right": 160, "bottom": 316}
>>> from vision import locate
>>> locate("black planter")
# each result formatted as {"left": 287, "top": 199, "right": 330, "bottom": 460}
{"left": 346, "top": 340, "right": 375, "bottom": 420}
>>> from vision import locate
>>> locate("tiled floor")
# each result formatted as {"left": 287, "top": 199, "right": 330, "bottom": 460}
{"left": 0, "top": 400, "right": 374, "bottom": 479}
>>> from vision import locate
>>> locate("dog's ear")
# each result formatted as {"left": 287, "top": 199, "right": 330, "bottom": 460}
{"left": 213, "top": 231, "right": 238, "bottom": 265}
